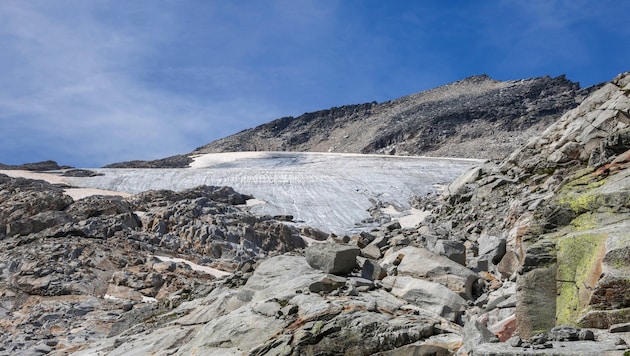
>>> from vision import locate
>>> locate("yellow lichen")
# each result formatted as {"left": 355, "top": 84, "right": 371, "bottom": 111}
{"left": 570, "top": 213, "right": 598, "bottom": 231}
{"left": 556, "top": 172, "right": 608, "bottom": 214}
{"left": 556, "top": 232, "right": 607, "bottom": 325}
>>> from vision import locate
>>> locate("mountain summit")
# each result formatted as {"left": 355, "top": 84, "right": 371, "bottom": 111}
{"left": 195, "top": 74, "right": 595, "bottom": 160}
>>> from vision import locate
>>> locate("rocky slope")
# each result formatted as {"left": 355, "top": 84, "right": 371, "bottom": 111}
{"left": 420, "top": 70, "right": 630, "bottom": 353}
{"left": 73, "top": 71, "right": 629, "bottom": 355}
{"left": 0, "top": 71, "right": 628, "bottom": 356}
{"left": 195, "top": 74, "right": 596, "bottom": 161}
{"left": 0, "top": 177, "right": 316, "bottom": 355}
{"left": 0, "top": 160, "right": 71, "bottom": 171}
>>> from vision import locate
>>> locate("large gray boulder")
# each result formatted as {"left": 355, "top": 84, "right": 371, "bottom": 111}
{"left": 381, "top": 246, "right": 478, "bottom": 299}
{"left": 382, "top": 275, "right": 467, "bottom": 321}
{"left": 305, "top": 242, "right": 360, "bottom": 275}
{"left": 458, "top": 316, "right": 498, "bottom": 355}
{"left": 433, "top": 239, "right": 467, "bottom": 266}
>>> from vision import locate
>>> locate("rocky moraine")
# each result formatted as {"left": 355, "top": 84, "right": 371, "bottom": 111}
{"left": 0, "top": 72, "right": 628, "bottom": 355}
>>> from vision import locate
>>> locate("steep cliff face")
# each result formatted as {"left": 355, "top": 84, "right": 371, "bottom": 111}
{"left": 425, "top": 71, "right": 630, "bottom": 342}
{"left": 510, "top": 73, "right": 630, "bottom": 336}
{"left": 196, "top": 75, "right": 593, "bottom": 160}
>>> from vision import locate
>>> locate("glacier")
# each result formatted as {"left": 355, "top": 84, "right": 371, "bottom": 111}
{"left": 64, "top": 152, "right": 481, "bottom": 235}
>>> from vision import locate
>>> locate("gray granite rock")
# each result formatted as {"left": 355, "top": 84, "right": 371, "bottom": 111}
{"left": 305, "top": 242, "right": 360, "bottom": 275}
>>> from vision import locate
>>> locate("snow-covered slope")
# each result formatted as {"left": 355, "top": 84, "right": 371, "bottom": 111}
{"left": 65, "top": 152, "right": 480, "bottom": 235}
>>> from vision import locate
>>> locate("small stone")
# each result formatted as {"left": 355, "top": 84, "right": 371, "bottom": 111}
{"left": 508, "top": 336, "right": 523, "bottom": 347}
{"left": 578, "top": 329, "right": 595, "bottom": 341}
{"left": 386, "top": 221, "right": 401, "bottom": 231}
{"left": 34, "top": 343, "right": 52, "bottom": 354}
{"left": 531, "top": 333, "right": 548, "bottom": 344}
{"left": 550, "top": 325, "right": 579, "bottom": 341}
{"left": 610, "top": 322, "right": 630, "bottom": 333}
{"left": 474, "top": 293, "right": 489, "bottom": 307}
{"left": 153, "top": 261, "right": 177, "bottom": 273}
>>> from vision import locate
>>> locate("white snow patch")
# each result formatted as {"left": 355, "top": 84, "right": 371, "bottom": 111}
{"left": 103, "top": 294, "right": 122, "bottom": 301}
{"left": 63, "top": 188, "right": 131, "bottom": 200}
{"left": 104, "top": 293, "right": 156, "bottom": 304}
{"left": 245, "top": 198, "right": 266, "bottom": 206}
{"left": 154, "top": 255, "right": 231, "bottom": 278}
{"left": 382, "top": 205, "right": 430, "bottom": 229}
{"left": 142, "top": 296, "right": 158, "bottom": 303}
{"left": 396, "top": 208, "right": 431, "bottom": 228}
{"left": 0, "top": 169, "right": 71, "bottom": 184}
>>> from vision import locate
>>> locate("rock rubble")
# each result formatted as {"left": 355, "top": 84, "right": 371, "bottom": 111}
{"left": 1, "top": 71, "right": 629, "bottom": 355}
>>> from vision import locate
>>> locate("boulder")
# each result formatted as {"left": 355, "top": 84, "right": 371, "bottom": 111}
{"left": 458, "top": 316, "right": 498, "bottom": 355}
{"left": 488, "top": 314, "right": 517, "bottom": 342}
{"left": 497, "top": 249, "right": 520, "bottom": 279}
{"left": 308, "top": 274, "right": 347, "bottom": 293}
{"left": 305, "top": 242, "right": 359, "bottom": 275}
{"left": 361, "top": 259, "right": 387, "bottom": 281}
{"left": 381, "top": 246, "right": 478, "bottom": 299}
{"left": 382, "top": 275, "right": 467, "bottom": 321}
{"left": 361, "top": 244, "right": 382, "bottom": 260}
{"left": 610, "top": 322, "right": 630, "bottom": 333}
{"left": 549, "top": 325, "right": 580, "bottom": 341}
{"left": 433, "top": 239, "right": 466, "bottom": 266}
{"left": 477, "top": 234, "right": 506, "bottom": 266}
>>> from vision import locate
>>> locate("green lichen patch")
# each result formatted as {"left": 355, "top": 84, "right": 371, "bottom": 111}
{"left": 556, "top": 232, "right": 607, "bottom": 325}
{"left": 570, "top": 213, "right": 598, "bottom": 231}
{"left": 556, "top": 173, "right": 609, "bottom": 215}
{"left": 559, "top": 193, "right": 598, "bottom": 214}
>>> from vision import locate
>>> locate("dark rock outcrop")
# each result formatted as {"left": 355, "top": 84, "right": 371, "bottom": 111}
{"left": 0, "top": 160, "right": 70, "bottom": 171}
{"left": 102, "top": 154, "right": 193, "bottom": 168}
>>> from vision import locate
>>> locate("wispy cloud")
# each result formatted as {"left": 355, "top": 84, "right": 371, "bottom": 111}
{"left": 0, "top": 1, "right": 297, "bottom": 166}
{"left": 0, "top": 1, "right": 628, "bottom": 166}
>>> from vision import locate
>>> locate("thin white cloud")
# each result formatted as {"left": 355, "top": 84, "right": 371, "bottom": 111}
{"left": 0, "top": 1, "right": 292, "bottom": 166}
{"left": 1, "top": 0, "right": 627, "bottom": 167}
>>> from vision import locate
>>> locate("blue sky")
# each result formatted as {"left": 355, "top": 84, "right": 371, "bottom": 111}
{"left": 1, "top": 0, "right": 628, "bottom": 167}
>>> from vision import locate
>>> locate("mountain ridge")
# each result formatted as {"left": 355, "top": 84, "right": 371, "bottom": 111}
{"left": 194, "top": 74, "right": 599, "bottom": 159}
{"left": 101, "top": 74, "right": 601, "bottom": 169}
